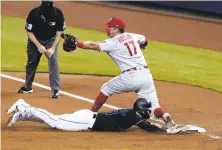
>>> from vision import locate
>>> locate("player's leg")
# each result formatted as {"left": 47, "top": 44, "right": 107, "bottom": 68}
{"left": 25, "top": 107, "right": 58, "bottom": 128}
{"left": 48, "top": 48, "right": 60, "bottom": 91}
{"left": 136, "top": 70, "right": 176, "bottom": 128}
{"left": 7, "top": 99, "right": 59, "bottom": 128}
{"left": 10, "top": 104, "right": 58, "bottom": 128}
{"left": 7, "top": 100, "right": 56, "bottom": 127}
{"left": 7, "top": 100, "right": 96, "bottom": 131}
{"left": 48, "top": 47, "right": 60, "bottom": 98}
{"left": 136, "top": 88, "right": 176, "bottom": 128}
{"left": 55, "top": 109, "right": 96, "bottom": 131}
{"left": 91, "top": 74, "right": 136, "bottom": 112}
{"left": 91, "top": 69, "right": 150, "bottom": 112}
{"left": 91, "top": 91, "right": 108, "bottom": 112}
{"left": 8, "top": 107, "right": 94, "bottom": 131}
{"left": 91, "top": 76, "right": 120, "bottom": 112}
{"left": 45, "top": 38, "right": 60, "bottom": 98}
{"left": 24, "top": 41, "right": 42, "bottom": 91}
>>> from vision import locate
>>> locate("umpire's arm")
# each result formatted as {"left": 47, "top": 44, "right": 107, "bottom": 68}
{"left": 51, "top": 8, "right": 66, "bottom": 51}
{"left": 51, "top": 31, "right": 63, "bottom": 50}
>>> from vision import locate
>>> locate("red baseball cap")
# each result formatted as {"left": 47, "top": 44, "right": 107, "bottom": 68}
{"left": 104, "top": 17, "right": 126, "bottom": 30}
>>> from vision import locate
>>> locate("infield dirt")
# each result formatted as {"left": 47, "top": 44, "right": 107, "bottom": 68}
{"left": 1, "top": 2, "right": 222, "bottom": 150}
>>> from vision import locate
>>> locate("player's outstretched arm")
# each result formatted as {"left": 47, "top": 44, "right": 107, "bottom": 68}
{"left": 134, "top": 113, "right": 166, "bottom": 134}
{"left": 60, "top": 33, "right": 100, "bottom": 52}
{"left": 136, "top": 120, "right": 167, "bottom": 134}
{"left": 136, "top": 120, "right": 185, "bottom": 134}
{"left": 77, "top": 41, "right": 100, "bottom": 51}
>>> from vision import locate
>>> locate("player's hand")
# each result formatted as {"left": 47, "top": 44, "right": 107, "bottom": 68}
{"left": 46, "top": 47, "right": 55, "bottom": 58}
{"left": 37, "top": 45, "right": 47, "bottom": 54}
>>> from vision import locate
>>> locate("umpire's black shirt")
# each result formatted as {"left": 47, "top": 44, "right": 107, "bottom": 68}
{"left": 25, "top": 6, "right": 65, "bottom": 41}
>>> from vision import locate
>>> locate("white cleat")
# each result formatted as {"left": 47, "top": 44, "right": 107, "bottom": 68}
{"left": 162, "top": 113, "right": 178, "bottom": 129}
{"left": 150, "top": 112, "right": 177, "bottom": 129}
{"left": 7, "top": 112, "right": 23, "bottom": 127}
{"left": 7, "top": 99, "right": 29, "bottom": 114}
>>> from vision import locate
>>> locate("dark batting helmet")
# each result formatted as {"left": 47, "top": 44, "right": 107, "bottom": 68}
{"left": 133, "top": 98, "right": 151, "bottom": 119}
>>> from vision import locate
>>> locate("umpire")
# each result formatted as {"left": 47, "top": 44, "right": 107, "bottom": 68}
{"left": 18, "top": 0, "right": 66, "bottom": 98}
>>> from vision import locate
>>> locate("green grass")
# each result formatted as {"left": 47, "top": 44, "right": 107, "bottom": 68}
{"left": 1, "top": 15, "right": 222, "bottom": 92}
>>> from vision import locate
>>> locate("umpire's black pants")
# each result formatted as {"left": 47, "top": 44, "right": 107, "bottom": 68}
{"left": 24, "top": 37, "right": 60, "bottom": 91}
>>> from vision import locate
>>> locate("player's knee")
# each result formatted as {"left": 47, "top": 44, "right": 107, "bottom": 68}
{"left": 100, "top": 87, "right": 112, "bottom": 97}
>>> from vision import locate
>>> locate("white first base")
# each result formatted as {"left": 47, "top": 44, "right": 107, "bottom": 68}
{"left": 149, "top": 117, "right": 206, "bottom": 133}
{"left": 180, "top": 125, "right": 206, "bottom": 133}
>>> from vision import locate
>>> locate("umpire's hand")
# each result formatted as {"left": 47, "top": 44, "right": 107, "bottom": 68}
{"left": 46, "top": 47, "right": 55, "bottom": 58}
{"left": 37, "top": 45, "right": 47, "bottom": 54}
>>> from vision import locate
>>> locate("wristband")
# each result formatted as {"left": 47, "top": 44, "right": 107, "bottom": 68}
{"left": 77, "top": 41, "right": 84, "bottom": 48}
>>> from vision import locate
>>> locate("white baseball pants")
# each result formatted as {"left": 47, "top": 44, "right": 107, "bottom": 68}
{"left": 101, "top": 67, "right": 160, "bottom": 110}
{"left": 20, "top": 107, "right": 97, "bottom": 131}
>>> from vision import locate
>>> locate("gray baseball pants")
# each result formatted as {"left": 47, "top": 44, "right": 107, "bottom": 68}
{"left": 24, "top": 37, "right": 60, "bottom": 91}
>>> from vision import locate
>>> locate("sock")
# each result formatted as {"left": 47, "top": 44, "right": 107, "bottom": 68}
{"left": 154, "top": 108, "right": 175, "bottom": 126}
{"left": 91, "top": 91, "right": 108, "bottom": 112}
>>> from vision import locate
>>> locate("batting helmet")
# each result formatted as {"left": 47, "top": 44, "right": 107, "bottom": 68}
{"left": 133, "top": 98, "right": 151, "bottom": 119}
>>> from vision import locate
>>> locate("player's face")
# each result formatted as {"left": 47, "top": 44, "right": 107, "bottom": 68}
{"left": 106, "top": 26, "right": 119, "bottom": 37}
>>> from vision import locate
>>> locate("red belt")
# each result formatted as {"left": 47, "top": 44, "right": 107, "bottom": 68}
{"left": 123, "top": 66, "right": 148, "bottom": 73}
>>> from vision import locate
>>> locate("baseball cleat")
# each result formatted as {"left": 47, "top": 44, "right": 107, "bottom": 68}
{"left": 51, "top": 90, "right": 60, "bottom": 99}
{"left": 7, "top": 112, "right": 22, "bottom": 127}
{"left": 150, "top": 112, "right": 176, "bottom": 128}
{"left": 18, "top": 86, "right": 33, "bottom": 94}
{"left": 7, "top": 99, "right": 29, "bottom": 114}
{"left": 162, "top": 113, "right": 177, "bottom": 129}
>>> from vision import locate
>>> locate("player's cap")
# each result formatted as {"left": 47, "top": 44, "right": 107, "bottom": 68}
{"left": 104, "top": 17, "right": 126, "bottom": 30}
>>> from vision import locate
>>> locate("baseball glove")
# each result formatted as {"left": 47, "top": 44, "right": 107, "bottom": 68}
{"left": 140, "top": 40, "right": 148, "bottom": 50}
{"left": 61, "top": 33, "right": 77, "bottom": 52}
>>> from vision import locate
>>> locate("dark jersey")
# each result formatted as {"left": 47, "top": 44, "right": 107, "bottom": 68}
{"left": 92, "top": 109, "right": 137, "bottom": 132}
{"left": 92, "top": 109, "right": 166, "bottom": 133}
{"left": 25, "top": 7, "right": 66, "bottom": 41}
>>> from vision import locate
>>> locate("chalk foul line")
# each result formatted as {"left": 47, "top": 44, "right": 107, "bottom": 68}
{"left": 0, "top": 73, "right": 119, "bottom": 110}
{"left": 1, "top": 73, "right": 221, "bottom": 140}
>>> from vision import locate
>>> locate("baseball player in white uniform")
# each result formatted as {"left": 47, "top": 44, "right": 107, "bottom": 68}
{"left": 75, "top": 17, "right": 177, "bottom": 129}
